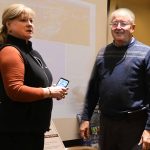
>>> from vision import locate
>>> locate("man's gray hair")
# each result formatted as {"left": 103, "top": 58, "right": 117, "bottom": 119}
{"left": 109, "top": 8, "right": 135, "bottom": 24}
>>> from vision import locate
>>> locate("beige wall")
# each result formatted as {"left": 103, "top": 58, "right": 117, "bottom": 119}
{"left": 83, "top": 0, "right": 108, "bottom": 52}
{"left": 108, "top": 0, "right": 150, "bottom": 45}
{"left": 54, "top": 0, "right": 108, "bottom": 141}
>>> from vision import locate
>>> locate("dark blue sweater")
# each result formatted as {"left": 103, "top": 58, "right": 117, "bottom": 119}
{"left": 82, "top": 38, "right": 150, "bottom": 130}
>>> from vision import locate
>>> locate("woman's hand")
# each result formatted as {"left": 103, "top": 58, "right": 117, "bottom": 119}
{"left": 48, "top": 86, "right": 69, "bottom": 100}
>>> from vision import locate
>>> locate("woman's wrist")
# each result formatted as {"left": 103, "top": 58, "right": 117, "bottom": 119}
{"left": 47, "top": 87, "right": 52, "bottom": 98}
{"left": 43, "top": 87, "right": 52, "bottom": 98}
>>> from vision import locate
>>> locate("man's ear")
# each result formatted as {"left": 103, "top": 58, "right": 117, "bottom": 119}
{"left": 131, "top": 24, "right": 136, "bottom": 33}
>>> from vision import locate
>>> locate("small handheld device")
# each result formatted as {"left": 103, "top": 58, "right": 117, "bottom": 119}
{"left": 56, "top": 78, "right": 69, "bottom": 87}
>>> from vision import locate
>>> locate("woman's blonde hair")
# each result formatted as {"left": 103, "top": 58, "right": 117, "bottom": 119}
{"left": 0, "top": 3, "right": 35, "bottom": 43}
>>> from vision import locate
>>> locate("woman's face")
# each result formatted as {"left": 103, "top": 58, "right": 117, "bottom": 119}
{"left": 6, "top": 13, "right": 34, "bottom": 41}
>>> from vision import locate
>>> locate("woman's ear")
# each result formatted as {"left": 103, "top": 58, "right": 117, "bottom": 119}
{"left": 6, "top": 21, "right": 13, "bottom": 34}
{"left": 6, "top": 21, "right": 11, "bottom": 28}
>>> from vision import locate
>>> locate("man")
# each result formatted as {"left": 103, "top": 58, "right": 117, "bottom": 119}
{"left": 80, "top": 8, "right": 150, "bottom": 150}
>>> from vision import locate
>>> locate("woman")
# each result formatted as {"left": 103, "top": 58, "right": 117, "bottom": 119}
{"left": 0, "top": 3, "right": 68, "bottom": 150}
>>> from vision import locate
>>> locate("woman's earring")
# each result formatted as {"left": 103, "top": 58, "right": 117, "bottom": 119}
{"left": 8, "top": 29, "right": 12, "bottom": 33}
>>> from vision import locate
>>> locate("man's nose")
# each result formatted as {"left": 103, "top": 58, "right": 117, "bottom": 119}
{"left": 116, "top": 22, "right": 122, "bottom": 28}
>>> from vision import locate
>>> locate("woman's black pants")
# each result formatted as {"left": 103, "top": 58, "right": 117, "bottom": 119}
{"left": 0, "top": 132, "right": 44, "bottom": 150}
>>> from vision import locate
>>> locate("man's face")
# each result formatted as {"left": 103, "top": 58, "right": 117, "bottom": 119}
{"left": 110, "top": 15, "right": 135, "bottom": 46}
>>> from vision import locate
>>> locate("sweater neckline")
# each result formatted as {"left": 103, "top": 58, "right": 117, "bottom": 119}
{"left": 6, "top": 35, "right": 33, "bottom": 52}
{"left": 113, "top": 37, "right": 136, "bottom": 49}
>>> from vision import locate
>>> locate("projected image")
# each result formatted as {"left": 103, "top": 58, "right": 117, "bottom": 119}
{"left": 0, "top": 0, "right": 96, "bottom": 118}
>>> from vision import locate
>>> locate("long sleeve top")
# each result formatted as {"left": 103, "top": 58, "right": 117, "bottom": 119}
{"left": 0, "top": 43, "right": 45, "bottom": 102}
{"left": 82, "top": 38, "right": 150, "bottom": 130}
{"left": 0, "top": 35, "right": 53, "bottom": 132}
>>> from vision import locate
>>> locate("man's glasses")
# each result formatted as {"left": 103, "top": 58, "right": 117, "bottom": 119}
{"left": 110, "top": 21, "right": 131, "bottom": 28}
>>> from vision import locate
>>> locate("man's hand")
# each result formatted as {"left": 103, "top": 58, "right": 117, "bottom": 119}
{"left": 79, "top": 120, "right": 90, "bottom": 140}
{"left": 139, "top": 130, "right": 150, "bottom": 150}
